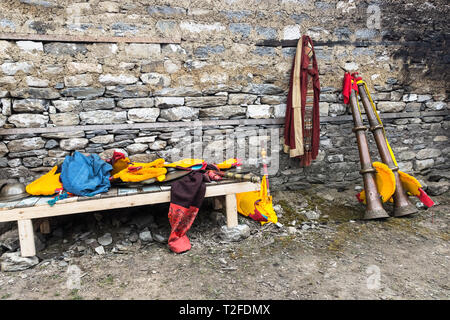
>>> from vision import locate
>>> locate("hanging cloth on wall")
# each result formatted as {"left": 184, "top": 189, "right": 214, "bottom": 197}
{"left": 283, "top": 35, "right": 321, "bottom": 167}
{"left": 283, "top": 38, "right": 304, "bottom": 158}
{"left": 299, "top": 36, "right": 321, "bottom": 166}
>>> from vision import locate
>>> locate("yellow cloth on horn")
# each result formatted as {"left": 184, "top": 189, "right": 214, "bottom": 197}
{"left": 354, "top": 79, "right": 433, "bottom": 207}
{"left": 398, "top": 171, "right": 422, "bottom": 197}
{"left": 358, "top": 162, "right": 396, "bottom": 204}
{"left": 387, "top": 171, "right": 423, "bottom": 203}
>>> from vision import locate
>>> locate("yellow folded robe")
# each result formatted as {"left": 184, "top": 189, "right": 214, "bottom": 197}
{"left": 112, "top": 158, "right": 167, "bottom": 182}
{"left": 216, "top": 158, "right": 241, "bottom": 170}
{"left": 164, "top": 158, "right": 240, "bottom": 170}
{"left": 130, "top": 158, "right": 165, "bottom": 169}
{"left": 26, "top": 166, "right": 63, "bottom": 195}
{"left": 112, "top": 167, "right": 167, "bottom": 182}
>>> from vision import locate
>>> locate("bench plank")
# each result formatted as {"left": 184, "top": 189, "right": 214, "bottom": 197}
{"left": 0, "top": 199, "right": 22, "bottom": 210}
{"left": 141, "top": 185, "right": 162, "bottom": 193}
{"left": 100, "top": 188, "right": 118, "bottom": 199}
{"left": 79, "top": 194, "right": 102, "bottom": 201}
{"left": 0, "top": 182, "right": 259, "bottom": 223}
{"left": 35, "top": 196, "right": 53, "bottom": 206}
{"left": 14, "top": 196, "right": 41, "bottom": 208}
{"left": 54, "top": 196, "right": 79, "bottom": 204}
{"left": 118, "top": 187, "right": 139, "bottom": 196}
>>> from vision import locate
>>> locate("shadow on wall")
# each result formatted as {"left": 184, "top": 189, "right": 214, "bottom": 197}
{"left": 381, "top": 0, "right": 449, "bottom": 90}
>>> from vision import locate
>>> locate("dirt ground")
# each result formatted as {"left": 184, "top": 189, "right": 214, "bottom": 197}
{"left": 0, "top": 185, "right": 448, "bottom": 301}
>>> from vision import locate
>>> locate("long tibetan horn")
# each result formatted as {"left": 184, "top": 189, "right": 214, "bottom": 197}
{"left": 357, "top": 83, "right": 417, "bottom": 218}
{"left": 349, "top": 89, "right": 389, "bottom": 220}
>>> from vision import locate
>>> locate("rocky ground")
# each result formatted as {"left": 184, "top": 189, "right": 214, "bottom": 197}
{"left": 0, "top": 185, "right": 448, "bottom": 300}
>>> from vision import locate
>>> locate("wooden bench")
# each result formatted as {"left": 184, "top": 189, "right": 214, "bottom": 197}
{"left": 0, "top": 180, "right": 260, "bottom": 257}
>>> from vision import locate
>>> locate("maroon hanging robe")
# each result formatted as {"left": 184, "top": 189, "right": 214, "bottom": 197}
{"left": 299, "top": 35, "right": 321, "bottom": 166}
{"left": 283, "top": 35, "right": 321, "bottom": 167}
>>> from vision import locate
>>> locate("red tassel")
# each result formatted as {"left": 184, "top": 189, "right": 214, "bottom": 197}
{"left": 418, "top": 188, "right": 434, "bottom": 208}
{"left": 342, "top": 72, "right": 362, "bottom": 105}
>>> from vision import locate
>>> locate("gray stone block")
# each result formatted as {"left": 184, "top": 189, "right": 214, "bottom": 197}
{"left": 220, "top": 224, "right": 250, "bottom": 242}
{"left": 1, "top": 252, "right": 39, "bottom": 272}
{"left": 12, "top": 99, "right": 47, "bottom": 113}
{"left": 105, "top": 85, "right": 149, "bottom": 98}
{"left": 185, "top": 96, "right": 227, "bottom": 107}
{"left": 8, "top": 114, "right": 49, "bottom": 128}
{"left": 61, "top": 87, "right": 105, "bottom": 100}
{"left": 43, "top": 42, "right": 88, "bottom": 56}
{"left": 229, "top": 23, "right": 252, "bottom": 38}
{"left": 10, "top": 88, "right": 60, "bottom": 100}
{"left": 81, "top": 98, "right": 115, "bottom": 111}
{"left": 147, "top": 5, "right": 186, "bottom": 15}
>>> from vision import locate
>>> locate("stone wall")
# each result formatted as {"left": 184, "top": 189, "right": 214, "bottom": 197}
{"left": 0, "top": 0, "right": 448, "bottom": 192}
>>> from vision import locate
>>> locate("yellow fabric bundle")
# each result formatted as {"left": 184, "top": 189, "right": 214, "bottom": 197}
{"left": 130, "top": 158, "right": 165, "bottom": 169}
{"left": 236, "top": 176, "right": 278, "bottom": 225}
{"left": 112, "top": 167, "right": 167, "bottom": 182}
{"left": 216, "top": 158, "right": 241, "bottom": 170}
{"left": 111, "top": 157, "right": 131, "bottom": 176}
{"left": 111, "top": 158, "right": 167, "bottom": 182}
{"left": 26, "top": 166, "right": 63, "bottom": 195}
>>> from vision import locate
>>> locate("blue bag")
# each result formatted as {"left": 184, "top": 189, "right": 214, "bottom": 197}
{"left": 60, "top": 151, "right": 113, "bottom": 197}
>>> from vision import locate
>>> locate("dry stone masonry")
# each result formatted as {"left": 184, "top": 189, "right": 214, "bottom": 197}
{"left": 0, "top": 0, "right": 448, "bottom": 194}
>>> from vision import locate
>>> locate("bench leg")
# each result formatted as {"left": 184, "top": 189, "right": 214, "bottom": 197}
{"left": 18, "top": 219, "right": 36, "bottom": 257}
{"left": 225, "top": 194, "right": 238, "bottom": 228}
